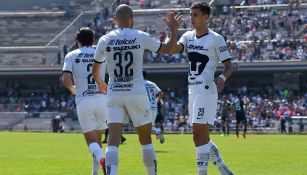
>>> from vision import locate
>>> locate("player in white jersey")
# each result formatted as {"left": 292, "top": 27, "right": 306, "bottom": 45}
{"left": 170, "top": 2, "right": 234, "bottom": 175}
{"left": 92, "top": 4, "right": 182, "bottom": 175}
{"left": 62, "top": 27, "right": 107, "bottom": 175}
{"left": 143, "top": 71, "right": 165, "bottom": 144}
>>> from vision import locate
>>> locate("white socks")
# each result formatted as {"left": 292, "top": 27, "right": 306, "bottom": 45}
{"left": 196, "top": 144, "right": 210, "bottom": 175}
{"left": 88, "top": 142, "right": 104, "bottom": 175}
{"left": 106, "top": 146, "right": 119, "bottom": 175}
{"left": 89, "top": 142, "right": 104, "bottom": 161}
{"left": 208, "top": 140, "right": 224, "bottom": 167}
{"left": 105, "top": 144, "right": 157, "bottom": 175}
{"left": 142, "top": 144, "right": 157, "bottom": 175}
{"left": 208, "top": 140, "right": 234, "bottom": 175}
{"left": 92, "top": 158, "right": 100, "bottom": 175}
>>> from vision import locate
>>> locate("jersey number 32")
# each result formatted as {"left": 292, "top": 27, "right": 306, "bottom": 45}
{"left": 113, "top": 51, "right": 134, "bottom": 77}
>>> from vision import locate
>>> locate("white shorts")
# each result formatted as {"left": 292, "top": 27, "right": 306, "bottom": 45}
{"left": 76, "top": 96, "right": 107, "bottom": 133}
{"left": 107, "top": 95, "right": 152, "bottom": 127}
{"left": 151, "top": 109, "right": 158, "bottom": 125}
{"left": 189, "top": 93, "right": 218, "bottom": 125}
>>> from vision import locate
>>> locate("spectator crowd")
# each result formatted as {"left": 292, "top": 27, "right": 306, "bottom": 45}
{"left": 87, "top": 1, "right": 306, "bottom": 63}
{"left": 0, "top": 81, "right": 306, "bottom": 132}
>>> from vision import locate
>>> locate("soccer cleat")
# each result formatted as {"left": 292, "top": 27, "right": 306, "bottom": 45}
{"left": 158, "top": 131, "right": 165, "bottom": 144}
{"left": 243, "top": 133, "right": 246, "bottom": 139}
{"left": 121, "top": 136, "right": 126, "bottom": 144}
{"left": 100, "top": 157, "right": 106, "bottom": 175}
{"left": 220, "top": 134, "right": 225, "bottom": 137}
{"left": 102, "top": 139, "right": 107, "bottom": 144}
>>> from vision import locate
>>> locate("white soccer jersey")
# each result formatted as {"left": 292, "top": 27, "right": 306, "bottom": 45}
{"left": 178, "top": 30, "right": 231, "bottom": 95}
{"left": 144, "top": 80, "right": 162, "bottom": 110}
{"left": 62, "top": 47, "right": 106, "bottom": 103}
{"left": 95, "top": 28, "right": 161, "bottom": 96}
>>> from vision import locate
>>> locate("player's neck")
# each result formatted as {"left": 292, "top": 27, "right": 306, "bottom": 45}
{"left": 195, "top": 27, "right": 209, "bottom": 38}
{"left": 117, "top": 23, "right": 132, "bottom": 29}
{"left": 118, "top": 26, "right": 131, "bottom": 29}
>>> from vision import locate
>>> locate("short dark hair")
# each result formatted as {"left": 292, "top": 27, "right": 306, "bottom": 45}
{"left": 76, "top": 27, "right": 94, "bottom": 46}
{"left": 190, "top": 2, "right": 211, "bottom": 16}
{"left": 115, "top": 4, "right": 133, "bottom": 22}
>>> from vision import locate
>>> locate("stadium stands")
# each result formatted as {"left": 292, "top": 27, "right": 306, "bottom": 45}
{"left": 0, "top": 0, "right": 306, "bottom": 133}
{"left": 0, "top": 46, "right": 59, "bottom": 66}
{"left": 91, "top": 1, "right": 306, "bottom": 63}
{"left": 0, "top": 112, "right": 25, "bottom": 130}
{"left": 0, "top": 0, "right": 305, "bottom": 67}
{"left": 0, "top": 13, "right": 70, "bottom": 46}
{"left": 0, "top": 0, "right": 99, "bottom": 67}
{"left": 0, "top": 80, "right": 305, "bottom": 132}
{"left": 12, "top": 117, "right": 52, "bottom": 131}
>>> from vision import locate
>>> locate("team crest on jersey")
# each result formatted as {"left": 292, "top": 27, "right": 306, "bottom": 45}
{"left": 188, "top": 52, "right": 209, "bottom": 80}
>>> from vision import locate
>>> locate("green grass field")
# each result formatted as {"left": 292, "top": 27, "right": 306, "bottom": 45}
{"left": 0, "top": 132, "right": 307, "bottom": 175}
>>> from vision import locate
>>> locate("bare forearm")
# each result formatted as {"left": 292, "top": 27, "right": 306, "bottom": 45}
{"left": 156, "top": 92, "right": 164, "bottom": 103}
{"left": 160, "top": 30, "right": 178, "bottom": 54}
{"left": 62, "top": 77, "right": 74, "bottom": 94}
{"left": 92, "top": 63, "right": 104, "bottom": 84}
{"left": 93, "top": 72, "right": 103, "bottom": 84}
{"left": 65, "top": 82, "right": 74, "bottom": 93}
{"left": 222, "top": 61, "right": 233, "bottom": 79}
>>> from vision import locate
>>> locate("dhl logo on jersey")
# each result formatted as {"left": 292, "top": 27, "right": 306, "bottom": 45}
{"left": 188, "top": 45, "right": 208, "bottom": 51}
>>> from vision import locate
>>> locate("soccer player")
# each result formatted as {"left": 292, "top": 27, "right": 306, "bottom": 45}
{"left": 62, "top": 27, "right": 107, "bottom": 175}
{"left": 92, "top": 4, "right": 182, "bottom": 175}
{"left": 102, "top": 128, "right": 126, "bottom": 144}
{"left": 169, "top": 2, "right": 234, "bottom": 175}
{"left": 143, "top": 70, "right": 165, "bottom": 144}
{"left": 234, "top": 93, "right": 247, "bottom": 138}
{"left": 220, "top": 95, "right": 231, "bottom": 136}
{"left": 156, "top": 98, "right": 165, "bottom": 133}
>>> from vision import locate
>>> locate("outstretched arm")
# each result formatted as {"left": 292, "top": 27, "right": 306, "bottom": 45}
{"left": 158, "top": 11, "right": 183, "bottom": 54}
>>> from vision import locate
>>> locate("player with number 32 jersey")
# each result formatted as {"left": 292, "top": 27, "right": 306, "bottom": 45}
{"left": 95, "top": 28, "right": 161, "bottom": 96}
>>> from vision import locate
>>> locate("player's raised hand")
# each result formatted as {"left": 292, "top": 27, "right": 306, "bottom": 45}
{"left": 163, "top": 11, "right": 183, "bottom": 32}
{"left": 215, "top": 77, "right": 224, "bottom": 93}
{"left": 98, "top": 81, "right": 108, "bottom": 94}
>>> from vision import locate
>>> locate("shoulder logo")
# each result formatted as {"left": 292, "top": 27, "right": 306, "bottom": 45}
{"left": 219, "top": 46, "right": 227, "bottom": 52}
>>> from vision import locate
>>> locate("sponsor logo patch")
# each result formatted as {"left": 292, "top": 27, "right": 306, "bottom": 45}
{"left": 219, "top": 46, "right": 227, "bottom": 52}
{"left": 110, "top": 83, "right": 133, "bottom": 92}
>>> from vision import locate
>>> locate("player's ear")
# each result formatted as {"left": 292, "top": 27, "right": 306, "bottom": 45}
{"left": 113, "top": 16, "right": 117, "bottom": 25}
{"left": 131, "top": 19, "right": 134, "bottom": 28}
{"left": 203, "top": 14, "right": 209, "bottom": 21}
